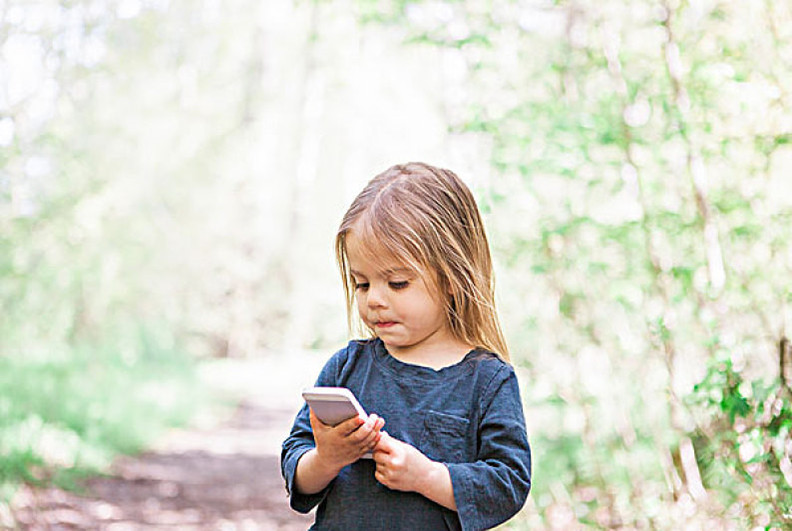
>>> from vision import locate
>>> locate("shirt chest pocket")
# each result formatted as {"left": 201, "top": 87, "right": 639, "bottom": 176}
{"left": 420, "top": 411, "right": 470, "bottom": 463}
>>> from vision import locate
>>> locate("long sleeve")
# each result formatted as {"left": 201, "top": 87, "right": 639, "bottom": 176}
{"left": 280, "top": 351, "right": 342, "bottom": 513}
{"left": 280, "top": 340, "right": 531, "bottom": 530}
{"left": 445, "top": 367, "right": 532, "bottom": 531}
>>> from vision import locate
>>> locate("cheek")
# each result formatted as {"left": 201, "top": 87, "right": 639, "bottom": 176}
{"left": 355, "top": 295, "right": 367, "bottom": 316}
{"left": 420, "top": 296, "right": 447, "bottom": 324}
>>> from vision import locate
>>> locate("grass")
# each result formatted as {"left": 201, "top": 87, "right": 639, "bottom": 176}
{"left": 0, "top": 336, "right": 204, "bottom": 504}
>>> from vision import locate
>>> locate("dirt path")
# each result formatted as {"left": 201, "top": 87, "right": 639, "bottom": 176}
{"left": 6, "top": 355, "right": 326, "bottom": 530}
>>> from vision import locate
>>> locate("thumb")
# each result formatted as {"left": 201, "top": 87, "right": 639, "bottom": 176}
{"left": 376, "top": 430, "right": 394, "bottom": 452}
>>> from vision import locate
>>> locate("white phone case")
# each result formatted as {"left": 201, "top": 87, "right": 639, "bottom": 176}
{"left": 301, "top": 387, "right": 367, "bottom": 426}
{"left": 301, "top": 387, "right": 373, "bottom": 459}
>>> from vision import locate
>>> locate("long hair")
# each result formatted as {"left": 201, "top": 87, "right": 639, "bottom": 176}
{"left": 335, "top": 162, "right": 510, "bottom": 362}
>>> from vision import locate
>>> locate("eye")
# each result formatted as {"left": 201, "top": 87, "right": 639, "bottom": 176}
{"left": 389, "top": 281, "right": 409, "bottom": 290}
{"left": 354, "top": 282, "right": 370, "bottom": 291}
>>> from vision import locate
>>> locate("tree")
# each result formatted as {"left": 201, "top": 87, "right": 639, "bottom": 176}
{"left": 355, "top": 0, "right": 792, "bottom": 527}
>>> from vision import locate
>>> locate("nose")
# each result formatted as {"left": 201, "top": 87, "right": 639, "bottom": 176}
{"left": 366, "top": 283, "right": 387, "bottom": 309}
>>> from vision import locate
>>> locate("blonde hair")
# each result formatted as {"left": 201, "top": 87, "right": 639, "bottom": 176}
{"left": 335, "top": 162, "right": 510, "bottom": 362}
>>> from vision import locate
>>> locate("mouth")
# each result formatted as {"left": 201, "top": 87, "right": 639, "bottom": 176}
{"left": 374, "top": 321, "right": 397, "bottom": 328}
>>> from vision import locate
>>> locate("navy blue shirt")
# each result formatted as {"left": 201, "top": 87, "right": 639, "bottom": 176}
{"left": 281, "top": 338, "right": 532, "bottom": 531}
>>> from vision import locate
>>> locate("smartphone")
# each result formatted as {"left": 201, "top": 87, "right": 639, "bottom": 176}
{"left": 302, "top": 387, "right": 374, "bottom": 459}
{"left": 301, "top": 387, "right": 368, "bottom": 426}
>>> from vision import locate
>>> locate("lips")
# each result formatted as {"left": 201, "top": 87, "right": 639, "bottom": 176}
{"left": 374, "top": 321, "right": 397, "bottom": 328}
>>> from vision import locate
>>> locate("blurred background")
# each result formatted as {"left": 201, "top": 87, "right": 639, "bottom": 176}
{"left": 2, "top": 0, "right": 791, "bottom": 528}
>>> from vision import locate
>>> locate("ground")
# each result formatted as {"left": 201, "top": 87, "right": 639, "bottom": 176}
{"left": 6, "top": 354, "right": 327, "bottom": 530}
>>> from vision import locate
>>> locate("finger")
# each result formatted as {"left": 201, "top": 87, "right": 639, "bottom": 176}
{"left": 364, "top": 413, "right": 385, "bottom": 432}
{"left": 309, "top": 408, "right": 322, "bottom": 426}
{"left": 376, "top": 431, "right": 394, "bottom": 450}
{"left": 372, "top": 449, "right": 388, "bottom": 464}
{"left": 363, "top": 424, "right": 386, "bottom": 449}
{"left": 337, "top": 415, "right": 365, "bottom": 436}
{"left": 358, "top": 424, "right": 380, "bottom": 446}
{"left": 378, "top": 436, "right": 392, "bottom": 454}
{"left": 309, "top": 409, "right": 329, "bottom": 434}
{"left": 349, "top": 418, "right": 376, "bottom": 444}
{"left": 354, "top": 413, "right": 384, "bottom": 442}
{"left": 375, "top": 470, "right": 393, "bottom": 489}
{"left": 377, "top": 430, "right": 393, "bottom": 446}
{"left": 372, "top": 442, "right": 391, "bottom": 460}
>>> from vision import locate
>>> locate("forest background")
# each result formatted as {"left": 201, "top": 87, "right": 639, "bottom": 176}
{"left": 2, "top": 0, "right": 791, "bottom": 528}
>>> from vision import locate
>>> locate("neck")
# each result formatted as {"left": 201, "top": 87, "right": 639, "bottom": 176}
{"left": 384, "top": 339, "right": 474, "bottom": 370}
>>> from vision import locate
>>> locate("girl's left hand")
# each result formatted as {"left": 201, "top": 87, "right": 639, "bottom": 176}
{"left": 372, "top": 431, "right": 434, "bottom": 492}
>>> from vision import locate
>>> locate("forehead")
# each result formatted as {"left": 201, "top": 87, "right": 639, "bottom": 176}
{"left": 344, "top": 229, "right": 414, "bottom": 275}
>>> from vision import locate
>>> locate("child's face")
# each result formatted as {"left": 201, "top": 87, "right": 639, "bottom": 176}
{"left": 345, "top": 230, "right": 453, "bottom": 358}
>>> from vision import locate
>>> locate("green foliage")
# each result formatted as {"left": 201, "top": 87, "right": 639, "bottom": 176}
{"left": 1, "top": 0, "right": 288, "bottom": 508}
{"left": 0, "top": 331, "right": 201, "bottom": 500}
{"left": 687, "top": 354, "right": 792, "bottom": 527}
{"left": 3, "top": 0, "right": 791, "bottom": 527}
{"left": 357, "top": 0, "right": 792, "bottom": 528}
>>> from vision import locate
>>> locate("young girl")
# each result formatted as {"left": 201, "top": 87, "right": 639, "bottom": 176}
{"left": 281, "top": 162, "right": 531, "bottom": 530}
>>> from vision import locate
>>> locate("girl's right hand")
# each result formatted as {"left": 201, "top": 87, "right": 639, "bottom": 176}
{"left": 309, "top": 409, "right": 385, "bottom": 471}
